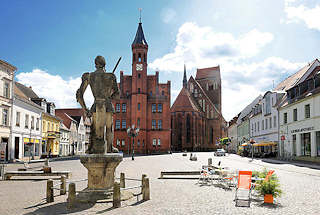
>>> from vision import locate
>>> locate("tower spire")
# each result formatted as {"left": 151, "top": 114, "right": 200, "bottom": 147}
{"left": 183, "top": 64, "right": 187, "bottom": 88}
{"left": 139, "top": 8, "right": 142, "bottom": 23}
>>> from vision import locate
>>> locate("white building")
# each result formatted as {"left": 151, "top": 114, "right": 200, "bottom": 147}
{"left": 59, "top": 123, "right": 70, "bottom": 156}
{"left": 10, "top": 82, "right": 43, "bottom": 161}
{"left": 55, "top": 109, "right": 86, "bottom": 155}
{"left": 250, "top": 91, "right": 285, "bottom": 156}
{"left": 279, "top": 64, "right": 320, "bottom": 157}
{"left": 227, "top": 114, "right": 239, "bottom": 153}
{"left": 0, "top": 60, "right": 15, "bottom": 162}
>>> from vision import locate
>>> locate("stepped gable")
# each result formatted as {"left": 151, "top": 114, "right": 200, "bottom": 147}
{"left": 171, "top": 87, "right": 200, "bottom": 112}
{"left": 190, "top": 76, "right": 221, "bottom": 115}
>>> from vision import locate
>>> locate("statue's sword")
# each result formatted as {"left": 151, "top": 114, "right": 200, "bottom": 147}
{"left": 112, "top": 57, "right": 122, "bottom": 73}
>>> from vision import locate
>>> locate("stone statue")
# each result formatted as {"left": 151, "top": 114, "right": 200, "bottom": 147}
{"left": 76, "top": 55, "right": 120, "bottom": 154}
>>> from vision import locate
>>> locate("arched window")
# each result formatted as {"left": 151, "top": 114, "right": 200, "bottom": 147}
{"left": 138, "top": 53, "right": 141, "bottom": 62}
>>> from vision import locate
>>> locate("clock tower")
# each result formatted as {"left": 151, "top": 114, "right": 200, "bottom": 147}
{"left": 113, "top": 18, "right": 171, "bottom": 155}
{"left": 131, "top": 20, "right": 148, "bottom": 143}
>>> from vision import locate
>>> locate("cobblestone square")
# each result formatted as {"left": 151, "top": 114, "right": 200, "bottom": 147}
{"left": 1, "top": 153, "right": 320, "bottom": 215}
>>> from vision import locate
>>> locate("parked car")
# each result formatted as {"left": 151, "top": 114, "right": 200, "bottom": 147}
{"left": 214, "top": 149, "right": 226, "bottom": 156}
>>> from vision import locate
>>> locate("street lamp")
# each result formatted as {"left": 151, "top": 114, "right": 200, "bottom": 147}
{"left": 250, "top": 138, "right": 255, "bottom": 161}
{"left": 127, "top": 124, "right": 140, "bottom": 160}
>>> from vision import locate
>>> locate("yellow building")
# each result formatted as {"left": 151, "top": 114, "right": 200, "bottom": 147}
{"left": 41, "top": 106, "right": 61, "bottom": 157}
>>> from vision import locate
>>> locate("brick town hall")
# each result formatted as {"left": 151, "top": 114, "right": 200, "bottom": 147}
{"left": 112, "top": 21, "right": 171, "bottom": 154}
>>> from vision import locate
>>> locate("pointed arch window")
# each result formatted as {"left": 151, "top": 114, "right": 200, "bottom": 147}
{"left": 138, "top": 53, "right": 142, "bottom": 62}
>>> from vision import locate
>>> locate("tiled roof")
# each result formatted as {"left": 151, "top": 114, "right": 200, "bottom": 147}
{"left": 274, "top": 59, "right": 318, "bottom": 91}
{"left": 13, "top": 82, "right": 42, "bottom": 110}
{"left": 55, "top": 111, "right": 77, "bottom": 129}
{"left": 237, "top": 95, "right": 262, "bottom": 124}
{"left": 15, "top": 81, "right": 39, "bottom": 99}
{"left": 195, "top": 66, "right": 220, "bottom": 80}
{"left": 171, "top": 87, "right": 200, "bottom": 112}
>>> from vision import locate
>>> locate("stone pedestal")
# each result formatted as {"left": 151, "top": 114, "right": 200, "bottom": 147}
{"left": 80, "top": 153, "right": 123, "bottom": 190}
{"left": 77, "top": 153, "right": 125, "bottom": 202}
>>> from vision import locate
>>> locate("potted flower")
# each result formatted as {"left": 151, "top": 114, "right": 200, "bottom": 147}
{"left": 255, "top": 169, "right": 282, "bottom": 204}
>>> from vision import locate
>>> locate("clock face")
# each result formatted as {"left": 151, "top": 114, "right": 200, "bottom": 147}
{"left": 136, "top": 64, "right": 143, "bottom": 71}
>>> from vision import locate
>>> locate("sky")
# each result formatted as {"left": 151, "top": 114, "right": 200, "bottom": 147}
{"left": 1, "top": 0, "right": 320, "bottom": 121}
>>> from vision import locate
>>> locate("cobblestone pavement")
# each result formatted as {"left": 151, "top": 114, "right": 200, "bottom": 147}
{"left": 1, "top": 152, "right": 320, "bottom": 215}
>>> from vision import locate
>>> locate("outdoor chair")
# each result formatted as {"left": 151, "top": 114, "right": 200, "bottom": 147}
{"left": 234, "top": 171, "right": 252, "bottom": 207}
{"left": 198, "top": 168, "right": 212, "bottom": 185}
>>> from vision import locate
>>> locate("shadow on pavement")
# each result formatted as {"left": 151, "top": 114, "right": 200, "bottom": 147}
{"left": 23, "top": 201, "right": 95, "bottom": 215}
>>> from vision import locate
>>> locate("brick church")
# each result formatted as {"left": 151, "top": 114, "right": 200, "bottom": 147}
{"left": 112, "top": 21, "right": 171, "bottom": 154}
{"left": 171, "top": 66, "right": 227, "bottom": 151}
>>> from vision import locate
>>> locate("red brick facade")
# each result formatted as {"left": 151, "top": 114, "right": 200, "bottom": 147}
{"left": 171, "top": 66, "right": 226, "bottom": 151}
{"left": 112, "top": 22, "right": 171, "bottom": 154}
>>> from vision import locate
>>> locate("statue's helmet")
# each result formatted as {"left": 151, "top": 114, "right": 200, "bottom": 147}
{"left": 95, "top": 55, "right": 106, "bottom": 69}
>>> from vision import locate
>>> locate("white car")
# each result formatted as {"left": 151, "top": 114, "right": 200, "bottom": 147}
{"left": 214, "top": 149, "right": 226, "bottom": 156}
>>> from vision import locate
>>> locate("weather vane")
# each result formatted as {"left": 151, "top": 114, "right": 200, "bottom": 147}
{"left": 139, "top": 8, "right": 142, "bottom": 23}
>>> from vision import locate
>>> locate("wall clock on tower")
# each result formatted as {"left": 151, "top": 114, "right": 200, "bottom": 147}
{"left": 136, "top": 64, "right": 143, "bottom": 71}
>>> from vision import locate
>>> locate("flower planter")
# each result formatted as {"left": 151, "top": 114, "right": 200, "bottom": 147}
{"left": 264, "top": 194, "right": 274, "bottom": 204}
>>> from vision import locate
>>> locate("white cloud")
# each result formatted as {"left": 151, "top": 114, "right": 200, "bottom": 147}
{"left": 16, "top": 69, "right": 94, "bottom": 109}
{"left": 161, "top": 8, "right": 177, "bottom": 23}
{"left": 150, "top": 22, "right": 273, "bottom": 72}
{"left": 150, "top": 22, "right": 303, "bottom": 121}
{"left": 284, "top": 0, "right": 320, "bottom": 31}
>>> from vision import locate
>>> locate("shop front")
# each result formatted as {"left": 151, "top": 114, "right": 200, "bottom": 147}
{"left": 23, "top": 138, "right": 41, "bottom": 160}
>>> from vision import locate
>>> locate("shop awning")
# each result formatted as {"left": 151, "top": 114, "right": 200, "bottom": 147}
{"left": 253, "top": 141, "right": 277, "bottom": 147}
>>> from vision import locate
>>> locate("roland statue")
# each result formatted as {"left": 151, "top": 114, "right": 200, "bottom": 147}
{"left": 76, "top": 55, "right": 121, "bottom": 154}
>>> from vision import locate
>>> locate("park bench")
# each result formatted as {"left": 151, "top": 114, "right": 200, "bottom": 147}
{"left": 160, "top": 171, "right": 201, "bottom": 179}
{"left": 4, "top": 170, "right": 71, "bottom": 180}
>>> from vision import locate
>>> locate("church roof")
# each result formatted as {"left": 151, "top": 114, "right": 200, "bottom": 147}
{"left": 171, "top": 87, "right": 200, "bottom": 112}
{"left": 132, "top": 22, "right": 148, "bottom": 46}
{"left": 195, "top": 66, "right": 220, "bottom": 80}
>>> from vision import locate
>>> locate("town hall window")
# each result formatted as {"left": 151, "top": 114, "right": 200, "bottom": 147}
{"left": 138, "top": 73, "right": 141, "bottom": 78}
{"left": 122, "top": 103, "right": 126, "bottom": 113}
{"left": 138, "top": 53, "right": 141, "bottom": 62}
{"left": 122, "top": 119, "right": 126, "bottom": 129}
{"left": 138, "top": 88, "right": 140, "bottom": 93}
{"left": 152, "top": 104, "right": 156, "bottom": 112}
{"left": 138, "top": 103, "right": 140, "bottom": 110}
{"left": 158, "top": 104, "right": 162, "bottom": 113}
{"left": 115, "top": 120, "right": 120, "bottom": 129}
{"left": 158, "top": 120, "right": 162, "bottom": 129}
{"left": 116, "top": 103, "right": 120, "bottom": 112}
{"left": 152, "top": 120, "right": 156, "bottom": 129}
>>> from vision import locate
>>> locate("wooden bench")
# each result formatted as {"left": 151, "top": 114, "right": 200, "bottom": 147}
{"left": 4, "top": 170, "right": 71, "bottom": 180}
{"left": 160, "top": 171, "right": 201, "bottom": 179}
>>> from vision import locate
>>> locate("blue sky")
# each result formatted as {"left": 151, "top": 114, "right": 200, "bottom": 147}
{"left": 2, "top": 0, "right": 320, "bottom": 120}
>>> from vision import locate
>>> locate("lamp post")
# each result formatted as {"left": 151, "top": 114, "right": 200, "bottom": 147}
{"left": 127, "top": 125, "right": 140, "bottom": 160}
{"left": 250, "top": 138, "right": 255, "bottom": 161}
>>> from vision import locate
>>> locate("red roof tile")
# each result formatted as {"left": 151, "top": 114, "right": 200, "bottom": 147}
{"left": 195, "top": 66, "right": 220, "bottom": 80}
{"left": 171, "top": 87, "right": 200, "bottom": 112}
